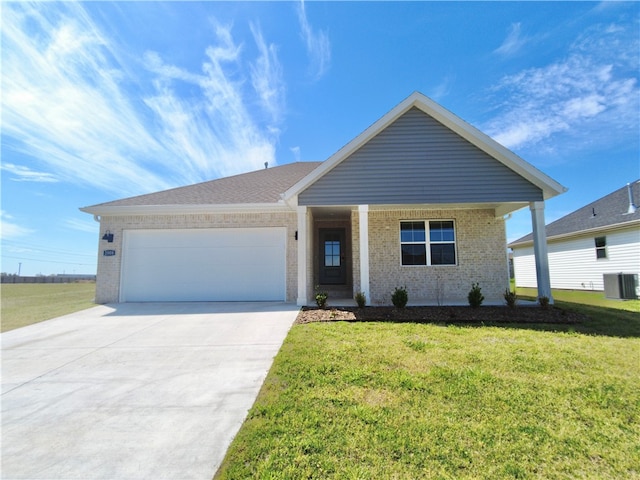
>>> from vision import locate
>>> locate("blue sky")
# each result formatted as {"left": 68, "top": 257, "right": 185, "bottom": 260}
{"left": 2, "top": 1, "right": 639, "bottom": 276}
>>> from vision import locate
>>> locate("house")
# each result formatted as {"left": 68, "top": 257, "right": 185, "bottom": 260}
{"left": 81, "top": 92, "right": 566, "bottom": 306}
{"left": 510, "top": 181, "right": 640, "bottom": 298}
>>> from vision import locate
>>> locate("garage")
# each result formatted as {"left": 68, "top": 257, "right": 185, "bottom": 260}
{"left": 120, "top": 227, "right": 286, "bottom": 302}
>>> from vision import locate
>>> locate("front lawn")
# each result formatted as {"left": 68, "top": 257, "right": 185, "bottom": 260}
{"left": 215, "top": 307, "right": 640, "bottom": 479}
{"left": 1, "top": 283, "right": 96, "bottom": 332}
{"left": 515, "top": 285, "right": 640, "bottom": 313}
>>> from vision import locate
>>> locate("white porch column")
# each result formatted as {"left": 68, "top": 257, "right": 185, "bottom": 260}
{"left": 530, "top": 201, "right": 554, "bottom": 304}
{"left": 358, "top": 205, "right": 370, "bottom": 305}
{"left": 296, "top": 206, "right": 308, "bottom": 306}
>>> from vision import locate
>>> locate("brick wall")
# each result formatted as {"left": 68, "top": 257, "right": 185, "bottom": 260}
{"left": 95, "top": 211, "right": 298, "bottom": 303}
{"left": 358, "top": 208, "right": 508, "bottom": 305}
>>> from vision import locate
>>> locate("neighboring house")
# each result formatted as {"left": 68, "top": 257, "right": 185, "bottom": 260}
{"left": 81, "top": 92, "right": 566, "bottom": 306}
{"left": 509, "top": 181, "right": 640, "bottom": 297}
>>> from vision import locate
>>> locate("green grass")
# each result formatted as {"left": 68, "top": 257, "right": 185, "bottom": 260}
{"left": 215, "top": 306, "right": 640, "bottom": 479}
{"left": 515, "top": 285, "right": 640, "bottom": 313}
{"left": 511, "top": 286, "right": 639, "bottom": 338}
{"left": 1, "top": 283, "right": 96, "bottom": 332}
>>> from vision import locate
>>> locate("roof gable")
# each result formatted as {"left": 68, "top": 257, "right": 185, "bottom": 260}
{"left": 297, "top": 107, "right": 544, "bottom": 206}
{"left": 510, "top": 181, "right": 640, "bottom": 246}
{"left": 285, "top": 92, "right": 566, "bottom": 203}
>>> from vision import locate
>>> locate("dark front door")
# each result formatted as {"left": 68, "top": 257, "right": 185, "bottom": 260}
{"left": 319, "top": 228, "right": 346, "bottom": 285}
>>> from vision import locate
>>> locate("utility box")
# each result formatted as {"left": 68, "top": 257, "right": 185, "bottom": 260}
{"left": 603, "top": 273, "right": 638, "bottom": 299}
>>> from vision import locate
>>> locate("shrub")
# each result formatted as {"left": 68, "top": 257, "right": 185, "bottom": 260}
{"left": 504, "top": 289, "right": 517, "bottom": 308}
{"left": 539, "top": 296, "right": 550, "bottom": 309}
{"left": 315, "top": 287, "right": 328, "bottom": 309}
{"left": 468, "top": 282, "right": 484, "bottom": 308}
{"left": 355, "top": 291, "right": 366, "bottom": 308}
{"left": 392, "top": 286, "right": 408, "bottom": 309}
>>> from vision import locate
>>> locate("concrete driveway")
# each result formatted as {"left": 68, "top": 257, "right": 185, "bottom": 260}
{"left": 1, "top": 302, "right": 299, "bottom": 479}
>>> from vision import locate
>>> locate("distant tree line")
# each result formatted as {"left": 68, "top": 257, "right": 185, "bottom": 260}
{"left": 1, "top": 273, "right": 96, "bottom": 284}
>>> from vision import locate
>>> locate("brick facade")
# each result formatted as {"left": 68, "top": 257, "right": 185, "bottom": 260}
{"left": 95, "top": 207, "right": 507, "bottom": 306}
{"left": 95, "top": 211, "right": 298, "bottom": 304}
{"left": 352, "top": 208, "right": 508, "bottom": 305}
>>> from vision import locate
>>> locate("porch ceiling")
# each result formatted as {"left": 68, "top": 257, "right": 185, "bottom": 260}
{"left": 309, "top": 206, "right": 353, "bottom": 219}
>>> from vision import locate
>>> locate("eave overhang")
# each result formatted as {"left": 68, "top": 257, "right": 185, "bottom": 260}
{"left": 79, "top": 202, "right": 293, "bottom": 217}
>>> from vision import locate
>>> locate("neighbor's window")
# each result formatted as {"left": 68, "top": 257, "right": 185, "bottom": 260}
{"left": 595, "top": 236, "right": 607, "bottom": 259}
{"left": 400, "top": 220, "right": 456, "bottom": 266}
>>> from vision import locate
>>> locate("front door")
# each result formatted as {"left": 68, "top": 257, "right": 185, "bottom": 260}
{"left": 319, "top": 228, "right": 346, "bottom": 285}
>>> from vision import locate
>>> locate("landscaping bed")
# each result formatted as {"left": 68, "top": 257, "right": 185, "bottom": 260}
{"left": 296, "top": 305, "right": 586, "bottom": 324}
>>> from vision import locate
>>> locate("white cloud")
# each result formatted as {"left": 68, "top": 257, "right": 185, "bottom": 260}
{"left": 429, "top": 75, "right": 455, "bottom": 101}
{"left": 290, "top": 146, "right": 301, "bottom": 162}
{"left": 250, "top": 22, "right": 286, "bottom": 128}
{"left": 486, "top": 20, "right": 639, "bottom": 152}
{"left": 2, "top": 3, "right": 286, "bottom": 197}
{"left": 1, "top": 163, "right": 58, "bottom": 183}
{"left": 0, "top": 211, "right": 34, "bottom": 240}
{"left": 494, "top": 23, "right": 528, "bottom": 57}
{"left": 296, "top": 0, "right": 331, "bottom": 80}
{"left": 64, "top": 218, "right": 99, "bottom": 234}
{"left": 143, "top": 20, "right": 282, "bottom": 178}
{"left": 2, "top": 3, "right": 172, "bottom": 197}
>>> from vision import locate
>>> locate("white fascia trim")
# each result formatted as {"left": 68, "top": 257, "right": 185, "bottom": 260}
{"left": 283, "top": 91, "right": 567, "bottom": 201}
{"left": 509, "top": 219, "right": 640, "bottom": 248}
{"left": 79, "top": 202, "right": 293, "bottom": 216}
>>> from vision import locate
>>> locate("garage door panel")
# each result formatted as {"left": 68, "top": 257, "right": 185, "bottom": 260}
{"left": 121, "top": 228, "right": 286, "bottom": 302}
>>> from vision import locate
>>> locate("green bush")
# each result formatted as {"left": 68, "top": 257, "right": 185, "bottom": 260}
{"left": 391, "top": 286, "right": 408, "bottom": 309}
{"left": 355, "top": 291, "right": 366, "bottom": 308}
{"left": 315, "top": 287, "right": 328, "bottom": 309}
{"left": 504, "top": 289, "right": 517, "bottom": 308}
{"left": 468, "top": 282, "right": 484, "bottom": 308}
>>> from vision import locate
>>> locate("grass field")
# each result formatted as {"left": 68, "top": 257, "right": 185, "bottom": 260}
{"left": 215, "top": 302, "right": 640, "bottom": 479}
{"left": 1, "top": 283, "right": 96, "bottom": 332}
{"left": 515, "top": 285, "right": 640, "bottom": 312}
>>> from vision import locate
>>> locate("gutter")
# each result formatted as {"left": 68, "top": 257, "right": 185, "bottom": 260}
{"left": 80, "top": 202, "right": 293, "bottom": 217}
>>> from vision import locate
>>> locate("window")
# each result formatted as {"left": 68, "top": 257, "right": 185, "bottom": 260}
{"left": 595, "top": 236, "right": 607, "bottom": 259}
{"left": 400, "top": 222, "right": 426, "bottom": 265}
{"left": 324, "top": 234, "right": 341, "bottom": 266}
{"left": 400, "top": 220, "right": 456, "bottom": 266}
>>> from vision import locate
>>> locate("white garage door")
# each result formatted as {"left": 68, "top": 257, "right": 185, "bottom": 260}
{"left": 120, "top": 228, "right": 286, "bottom": 302}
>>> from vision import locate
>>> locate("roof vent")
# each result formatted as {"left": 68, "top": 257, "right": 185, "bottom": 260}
{"left": 626, "top": 182, "right": 637, "bottom": 214}
{"left": 264, "top": 162, "right": 269, "bottom": 169}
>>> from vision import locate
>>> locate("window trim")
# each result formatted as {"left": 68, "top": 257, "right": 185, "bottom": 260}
{"left": 400, "top": 219, "right": 457, "bottom": 266}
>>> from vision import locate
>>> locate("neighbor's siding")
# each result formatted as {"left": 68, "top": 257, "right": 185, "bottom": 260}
{"left": 94, "top": 211, "right": 298, "bottom": 304}
{"left": 513, "top": 225, "right": 640, "bottom": 291}
{"left": 358, "top": 208, "right": 508, "bottom": 305}
{"left": 299, "top": 108, "right": 543, "bottom": 206}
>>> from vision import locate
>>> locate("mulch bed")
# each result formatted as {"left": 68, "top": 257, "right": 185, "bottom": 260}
{"left": 295, "top": 305, "right": 587, "bottom": 325}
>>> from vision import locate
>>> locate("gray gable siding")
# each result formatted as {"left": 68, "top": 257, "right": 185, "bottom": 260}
{"left": 298, "top": 108, "right": 543, "bottom": 206}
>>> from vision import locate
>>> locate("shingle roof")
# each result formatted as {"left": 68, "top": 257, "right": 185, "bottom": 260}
{"left": 84, "top": 162, "right": 322, "bottom": 208}
{"left": 509, "top": 180, "right": 640, "bottom": 246}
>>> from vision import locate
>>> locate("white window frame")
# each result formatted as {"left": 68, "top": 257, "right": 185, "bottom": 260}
{"left": 400, "top": 220, "right": 457, "bottom": 266}
{"left": 595, "top": 236, "right": 607, "bottom": 260}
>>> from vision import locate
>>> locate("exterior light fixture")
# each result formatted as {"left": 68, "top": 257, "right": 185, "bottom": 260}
{"left": 102, "top": 231, "right": 114, "bottom": 243}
